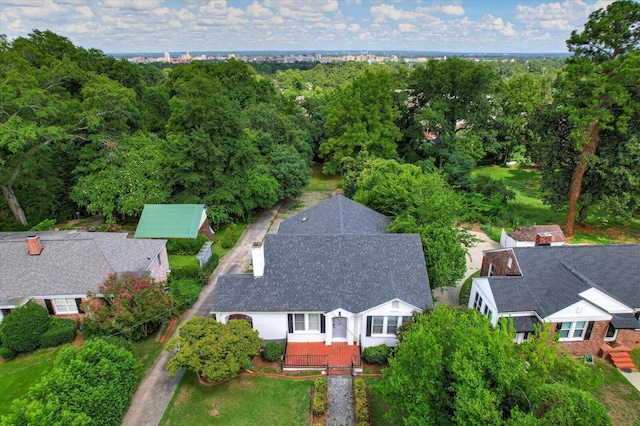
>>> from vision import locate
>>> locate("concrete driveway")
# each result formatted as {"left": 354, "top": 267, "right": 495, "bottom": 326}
{"left": 433, "top": 230, "right": 500, "bottom": 307}
{"left": 121, "top": 202, "right": 281, "bottom": 426}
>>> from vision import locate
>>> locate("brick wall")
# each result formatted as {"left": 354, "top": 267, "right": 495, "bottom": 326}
{"left": 553, "top": 321, "right": 609, "bottom": 357}
{"left": 617, "top": 329, "right": 640, "bottom": 350}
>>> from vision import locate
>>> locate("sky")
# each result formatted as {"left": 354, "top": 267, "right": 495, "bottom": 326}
{"left": 0, "top": 0, "right": 616, "bottom": 54}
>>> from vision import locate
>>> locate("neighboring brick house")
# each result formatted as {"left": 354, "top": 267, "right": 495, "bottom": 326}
{"left": 0, "top": 230, "right": 169, "bottom": 322}
{"left": 211, "top": 195, "right": 433, "bottom": 351}
{"left": 500, "top": 224, "right": 566, "bottom": 248}
{"left": 468, "top": 245, "right": 640, "bottom": 355}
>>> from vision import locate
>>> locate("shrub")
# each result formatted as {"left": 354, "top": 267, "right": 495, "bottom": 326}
{"left": 221, "top": 223, "right": 238, "bottom": 249}
{"left": 353, "top": 378, "right": 370, "bottom": 425}
{"left": 362, "top": 344, "right": 390, "bottom": 365}
{"left": 201, "top": 253, "right": 220, "bottom": 276}
{"left": 166, "top": 235, "right": 208, "bottom": 255}
{"left": 312, "top": 377, "right": 327, "bottom": 416}
{"left": 40, "top": 317, "right": 76, "bottom": 348}
{"left": 0, "top": 346, "right": 17, "bottom": 360}
{"left": 170, "top": 278, "right": 203, "bottom": 311}
{"left": 29, "top": 219, "right": 57, "bottom": 232}
{"left": 262, "top": 341, "right": 285, "bottom": 362}
{"left": 170, "top": 264, "right": 203, "bottom": 282}
{"left": 1, "top": 302, "right": 50, "bottom": 353}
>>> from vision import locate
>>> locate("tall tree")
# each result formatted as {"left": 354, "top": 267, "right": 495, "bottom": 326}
{"left": 558, "top": 0, "right": 640, "bottom": 235}
{"left": 319, "top": 67, "right": 402, "bottom": 174}
{"left": 378, "top": 305, "right": 609, "bottom": 425}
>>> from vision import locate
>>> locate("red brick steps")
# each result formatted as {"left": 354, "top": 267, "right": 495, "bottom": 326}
{"left": 608, "top": 352, "right": 637, "bottom": 372}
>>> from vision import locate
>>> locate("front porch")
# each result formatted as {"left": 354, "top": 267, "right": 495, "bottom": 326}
{"left": 283, "top": 342, "right": 362, "bottom": 374}
{"left": 601, "top": 341, "right": 637, "bottom": 372}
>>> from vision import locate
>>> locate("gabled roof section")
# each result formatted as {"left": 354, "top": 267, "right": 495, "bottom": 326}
{"left": 135, "top": 204, "right": 206, "bottom": 238}
{"left": 212, "top": 233, "right": 432, "bottom": 314}
{"left": 0, "top": 231, "right": 166, "bottom": 306}
{"left": 487, "top": 244, "right": 640, "bottom": 317}
{"left": 278, "top": 195, "right": 390, "bottom": 235}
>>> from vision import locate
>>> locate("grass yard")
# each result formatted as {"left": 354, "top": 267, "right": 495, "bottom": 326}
{"left": 160, "top": 373, "right": 312, "bottom": 425}
{"left": 474, "top": 165, "right": 640, "bottom": 244}
{"left": 0, "top": 347, "right": 61, "bottom": 413}
{"left": 305, "top": 164, "right": 341, "bottom": 193}
{"left": 168, "top": 254, "right": 199, "bottom": 269}
{"left": 132, "top": 337, "right": 165, "bottom": 383}
{"left": 210, "top": 222, "right": 249, "bottom": 259}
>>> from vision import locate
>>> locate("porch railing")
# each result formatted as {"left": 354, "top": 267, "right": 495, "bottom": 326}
{"left": 283, "top": 354, "right": 329, "bottom": 369}
{"left": 352, "top": 354, "right": 362, "bottom": 369}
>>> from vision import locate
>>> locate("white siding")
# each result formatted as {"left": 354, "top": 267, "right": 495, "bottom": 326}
{"left": 579, "top": 288, "right": 633, "bottom": 314}
{"left": 544, "top": 300, "right": 611, "bottom": 323}
{"left": 217, "top": 312, "right": 289, "bottom": 341}
{"left": 359, "top": 299, "right": 420, "bottom": 348}
{"left": 468, "top": 277, "right": 499, "bottom": 326}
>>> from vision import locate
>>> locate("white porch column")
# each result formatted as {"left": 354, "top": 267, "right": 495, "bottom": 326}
{"left": 347, "top": 315, "right": 354, "bottom": 346}
{"left": 324, "top": 313, "right": 333, "bottom": 345}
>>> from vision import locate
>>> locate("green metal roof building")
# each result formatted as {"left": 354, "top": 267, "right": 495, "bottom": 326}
{"left": 134, "top": 204, "right": 207, "bottom": 239}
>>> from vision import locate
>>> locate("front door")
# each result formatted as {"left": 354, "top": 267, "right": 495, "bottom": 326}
{"left": 332, "top": 317, "right": 347, "bottom": 340}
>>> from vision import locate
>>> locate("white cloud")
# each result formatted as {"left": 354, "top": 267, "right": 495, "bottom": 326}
{"left": 348, "top": 23, "right": 360, "bottom": 32}
{"left": 514, "top": 0, "right": 613, "bottom": 31}
{"left": 371, "top": 4, "right": 415, "bottom": 22}
{"left": 440, "top": 5, "right": 464, "bottom": 16}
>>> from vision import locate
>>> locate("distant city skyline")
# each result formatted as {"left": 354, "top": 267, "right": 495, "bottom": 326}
{"left": 1, "top": 0, "right": 614, "bottom": 54}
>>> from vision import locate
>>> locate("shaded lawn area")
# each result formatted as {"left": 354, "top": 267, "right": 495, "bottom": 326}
{"left": 474, "top": 165, "right": 640, "bottom": 244}
{"left": 365, "top": 357, "right": 640, "bottom": 425}
{"left": 210, "top": 222, "right": 248, "bottom": 259}
{"left": 0, "top": 347, "right": 61, "bottom": 414}
{"left": 132, "top": 337, "right": 165, "bottom": 383}
{"left": 168, "top": 254, "right": 199, "bottom": 269}
{"left": 161, "top": 373, "right": 312, "bottom": 425}
{"left": 305, "top": 164, "right": 341, "bottom": 193}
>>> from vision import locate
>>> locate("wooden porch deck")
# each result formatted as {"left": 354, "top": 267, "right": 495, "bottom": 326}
{"left": 283, "top": 342, "right": 361, "bottom": 372}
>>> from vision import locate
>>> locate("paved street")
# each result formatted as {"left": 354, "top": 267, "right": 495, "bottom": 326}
{"left": 121, "top": 203, "right": 281, "bottom": 426}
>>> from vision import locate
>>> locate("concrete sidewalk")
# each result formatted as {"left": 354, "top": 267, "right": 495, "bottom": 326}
{"left": 621, "top": 371, "right": 640, "bottom": 393}
{"left": 121, "top": 203, "right": 281, "bottom": 426}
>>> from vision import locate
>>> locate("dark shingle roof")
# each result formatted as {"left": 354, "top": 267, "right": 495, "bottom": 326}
{"left": 278, "top": 195, "right": 390, "bottom": 235}
{"left": 212, "top": 233, "right": 432, "bottom": 313}
{"left": 0, "top": 231, "right": 166, "bottom": 305}
{"left": 488, "top": 245, "right": 640, "bottom": 317}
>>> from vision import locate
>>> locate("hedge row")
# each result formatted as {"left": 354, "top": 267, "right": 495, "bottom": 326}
{"left": 312, "top": 377, "right": 327, "bottom": 416}
{"left": 262, "top": 341, "right": 284, "bottom": 362}
{"left": 40, "top": 317, "right": 76, "bottom": 348}
{"left": 166, "top": 235, "right": 208, "bottom": 255}
{"left": 353, "top": 378, "right": 370, "bottom": 426}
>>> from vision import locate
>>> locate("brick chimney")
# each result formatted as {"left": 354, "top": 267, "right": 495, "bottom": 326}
{"left": 535, "top": 232, "right": 552, "bottom": 246}
{"left": 26, "top": 234, "right": 43, "bottom": 255}
{"left": 251, "top": 241, "right": 264, "bottom": 277}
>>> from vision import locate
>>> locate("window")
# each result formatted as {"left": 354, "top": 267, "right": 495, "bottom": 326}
{"left": 292, "top": 313, "right": 322, "bottom": 333}
{"left": 483, "top": 305, "right": 490, "bottom": 317}
{"left": 387, "top": 316, "right": 399, "bottom": 334}
{"left": 402, "top": 316, "right": 412, "bottom": 325}
{"left": 558, "top": 321, "right": 587, "bottom": 341}
{"left": 157, "top": 254, "right": 162, "bottom": 266}
{"left": 604, "top": 323, "right": 617, "bottom": 341}
{"left": 507, "top": 257, "right": 513, "bottom": 269}
{"left": 308, "top": 314, "right": 320, "bottom": 331}
{"left": 488, "top": 263, "right": 494, "bottom": 276}
{"left": 294, "top": 314, "right": 305, "bottom": 331}
{"left": 473, "top": 293, "right": 483, "bottom": 311}
{"left": 372, "top": 316, "right": 384, "bottom": 334}
{"left": 53, "top": 298, "right": 79, "bottom": 314}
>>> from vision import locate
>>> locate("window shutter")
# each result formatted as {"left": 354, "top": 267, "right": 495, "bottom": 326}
{"left": 366, "top": 316, "right": 372, "bottom": 337}
{"left": 44, "top": 299, "right": 55, "bottom": 315}
{"left": 288, "top": 314, "right": 293, "bottom": 334}
{"left": 75, "top": 298, "right": 84, "bottom": 314}
{"left": 584, "top": 321, "right": 594, "bottom": 340}
{"left": 320, "top": 314, "right": 326, "bottom": 333}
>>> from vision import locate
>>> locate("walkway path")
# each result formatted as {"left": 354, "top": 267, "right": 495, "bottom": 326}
{"left": 433, "top": 230, "right": 500, "bottom": 306}
{"left": 327, "top": 375, "right": 354, "bottom": 426}
{"left": 121, "top": 203, "right": 281, "bottom": 426}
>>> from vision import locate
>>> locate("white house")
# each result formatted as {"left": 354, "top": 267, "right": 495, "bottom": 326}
{"left": 211, "top": 195, "right": 432, "bottom": 368}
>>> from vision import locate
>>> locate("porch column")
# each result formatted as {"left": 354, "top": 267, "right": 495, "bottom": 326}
{"left": 347, "top": 315, "right": 354, "bottom": 346}
{"left": 324, "top": 313, "right": 333, "bottom": 345}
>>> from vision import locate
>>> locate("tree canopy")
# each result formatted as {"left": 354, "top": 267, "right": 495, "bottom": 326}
{"left": 166, "top": 317, "right": 262, "bottom": 383}
{"left": 378, "top": 305, "right": 609, "bottom": 426}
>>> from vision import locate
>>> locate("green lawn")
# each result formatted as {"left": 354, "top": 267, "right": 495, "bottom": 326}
{"left": 305, "top": 165, "right": 341, "bottom": 193}
{"left": 474, "top": 165, "right": 640, "bottom": 244}
{"left": 132, "top": 337, "right": 165, "bottom": 383}
{"left": 210, "top": 223, "right": 249, "bottom": 259}
{"left": 0, "top": 347, "right": 61, "bottom": 413}
{"left": 168, "top": 255, "right": 199, "bottom": 269}
{"left": 160, "top": 373, "right": 312, "bottom": 425}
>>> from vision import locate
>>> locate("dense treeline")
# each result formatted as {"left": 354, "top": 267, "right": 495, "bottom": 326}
{"left": 2, "top": 1, "right": 639, "bottom": 237}
{"left": 0, "top": 31, "right": 312, "bottom": 228}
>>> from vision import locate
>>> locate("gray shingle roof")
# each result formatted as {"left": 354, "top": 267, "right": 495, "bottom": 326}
{"left": 212, "top": 233, "right": 432, "bottom": 313}
{"left": 488, "top": 245, "right": 640, "bottom": 317}
{"left": 278, "top": 194, "right": 390, "bottom": 235}
{"left": 0, "top": 231, "right": 166, "bottom": 305}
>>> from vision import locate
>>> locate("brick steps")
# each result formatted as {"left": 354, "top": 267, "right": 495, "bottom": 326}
{"left": 608, "top": 352, "right": 637, "bottom": 372}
